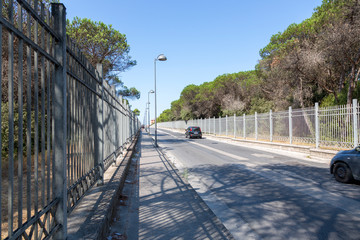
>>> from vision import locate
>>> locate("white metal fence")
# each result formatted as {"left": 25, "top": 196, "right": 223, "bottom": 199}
{"left": 158, "top": 100, "right": 360, "bottom": 150}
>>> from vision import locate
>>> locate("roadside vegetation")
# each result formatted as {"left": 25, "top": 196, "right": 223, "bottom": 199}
{"left": 158, "top": 0, "right": 360, "bottom": 122}
{"left": 67, "top": 17, "right": 140, "bottom": 99}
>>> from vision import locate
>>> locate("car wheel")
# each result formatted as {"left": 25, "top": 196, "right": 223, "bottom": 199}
{"left": 334, "top": 162, "right": 353, "bottom": 183}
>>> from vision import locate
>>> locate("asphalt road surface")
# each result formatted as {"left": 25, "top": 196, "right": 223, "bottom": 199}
{"left": 153, "top": 128, "right": 360, "bottom": 240}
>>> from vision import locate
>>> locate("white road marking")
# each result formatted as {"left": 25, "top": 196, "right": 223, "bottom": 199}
{"left": 159, "top": 129, "right": 249, "bottom": 161}
{"left": 189, "top": 141, "right": 249, "bottom": 161}
{"left": 251, "top": 153, "right": 274, "bottom": 158}
{"left": 158, "top": 129, "right": 360, "bottom": 219}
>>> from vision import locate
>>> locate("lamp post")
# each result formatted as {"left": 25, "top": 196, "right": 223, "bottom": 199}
{"left": 143, "top": 107, "right": 147, "bottom": 131}
{"left": 147, "top": 90, "right": 154, "bottom": 132}
{"left": 154, "top": 54, "right": 167, "bottom": 147}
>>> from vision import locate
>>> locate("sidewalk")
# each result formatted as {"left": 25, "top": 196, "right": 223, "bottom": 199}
{"left": 108, "top": 131, "right": 234, "bottom": 239}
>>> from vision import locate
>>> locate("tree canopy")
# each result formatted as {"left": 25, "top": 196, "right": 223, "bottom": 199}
{"left": 158, "top": 0, "right": 360, "bottom": 122}
{"left": 66, "top": 17, "right": 140, "bottom": 99}
{"left": 158, "top": 70, "right": 265, "bottom": 121}
{"left": 258, "top": 0, "right": 360, "bottom": 107}
{"left": 133, "top": 108, "right": 140, "bottom": 116}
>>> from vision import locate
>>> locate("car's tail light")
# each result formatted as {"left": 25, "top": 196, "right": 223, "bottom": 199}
{"left": 190, "top": 128, "right": 192, "bottom": 131}
{"left": 199, "top": 128, "right": 201, "bottom": 132}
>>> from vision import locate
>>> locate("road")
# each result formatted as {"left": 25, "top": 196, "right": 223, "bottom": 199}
{"left": 153, "top": 128, "right": 360, "bottom": 240}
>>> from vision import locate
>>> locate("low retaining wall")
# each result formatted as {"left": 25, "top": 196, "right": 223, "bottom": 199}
{"left": 67, "top": 131, "right": 140, "bottom": 240}
{"left": 229, "top": 137, "right": 337, "bottom": 160}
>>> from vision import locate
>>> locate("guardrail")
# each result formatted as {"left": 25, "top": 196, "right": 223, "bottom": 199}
{"left": 0, "top": 1, "right": 140, "bottom": 239}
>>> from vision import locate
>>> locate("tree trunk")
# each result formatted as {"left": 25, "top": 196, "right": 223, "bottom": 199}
{"left": 299, "top": 77, "right": 315, "bottom": 137}
{"left": 347, "top": 63, "right": 356, "bottom": 105}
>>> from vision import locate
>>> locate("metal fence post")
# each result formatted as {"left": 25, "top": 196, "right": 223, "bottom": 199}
{"left": 289, "top": 107, "right": 292, "bottom": 144}
{"left": 243, "top": 113, "right": 246, "bottom": 139}
{"left": 128, "top": 105, "right": 131, "bottom": 140}
{"left": 208, "top": 117, "right": 210, "bottom": 134}
{"left": 130, "top": 110, "right": 133, "bottom": 139}
{"left": 234, "top": 114, "right": 236, "bottom": 138}
{"left": 52, "top": 3, "right": 67, "bottom": 238}
{"left": 219, "top": 116, "right": 222, "bottom": 135}
{"left": 315, "top": 102, "right": 319, "bottom": 149}
{"left": 134, "top": 112, "right": 136, "bottom": 136}
{"left": 270, "top": 110, "right": 273, "bottom": 142}
{"left": 226, "top": 115, "right": 228, "bottom": 136}
{"left": 204, "top": 118, "right": 206, "bottom": 134}
{"left": 120, "top": 96, "right": 124, "bottom": 146}
{"left": 203, "top": 118, "right": 205, "bottom": 133}
{"left": 126, "top": 104, "right": 130, "bottom": 142}
{"left": 203, "top": 118, "right": 204, "bottom": 133}
{"left": 353, "top": 99, "right": 358, "bottom": 147}
{"left": 133, "top": 112, "right": 136, "bottom": 136}
{"left": 213, "top": 116, "right": 216, "bottom": 135}
{"left": 255, "top": 112, "right": 258, "bottom": 141}
{"left": 111, "top": 86, "right": 117, "bottom": 150}
{"left": 128, "top": 105, "right": 130, "bottom": 140}
{"left": 124, "top": 99, "right": 127, "bottom": 143}
{"left": 96, "top": 64, "right": 104, "bottom": 185}
{"left": 130, "top": 112, "right": 133, "bottom": 138}
{"left": 204, "top": 118, "right": 206, "bottom": 133}
{"left": 7, "top": 1, "right": 15, "bottom": 235}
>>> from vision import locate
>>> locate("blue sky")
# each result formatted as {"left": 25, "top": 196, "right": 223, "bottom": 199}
{"left": 60, "top": 0, "right": 323, "bottom": 123}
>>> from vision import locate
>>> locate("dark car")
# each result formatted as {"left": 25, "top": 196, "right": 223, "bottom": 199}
{"left": 185, "top": 126, "right": 202, "bottom": 139}
{"left": 330, "top": 146, "right": 360, "bottom": 183}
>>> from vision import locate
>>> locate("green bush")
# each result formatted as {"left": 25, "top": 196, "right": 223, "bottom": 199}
{"left": 1, "top": 102, "right": 48, "bottom": 172}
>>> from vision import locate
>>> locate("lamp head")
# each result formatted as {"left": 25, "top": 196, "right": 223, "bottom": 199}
{"left": 149, "top": 90, "right": 155, "bottom": 93}
{"left": 157, "top": 54, "right": 167, "bottom": 61}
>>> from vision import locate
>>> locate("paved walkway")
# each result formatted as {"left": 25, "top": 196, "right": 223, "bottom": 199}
{"left": 108, "top": 131, "right": 233, "bottom": 239}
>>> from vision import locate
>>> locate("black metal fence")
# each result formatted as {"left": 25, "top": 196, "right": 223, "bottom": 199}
{"left": 0, "top": 1, "right": 140, "bottom": 239}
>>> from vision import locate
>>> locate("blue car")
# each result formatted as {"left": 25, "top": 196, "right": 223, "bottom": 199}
{"left": 330, "top": 146, "right": 360, "bottom": 183}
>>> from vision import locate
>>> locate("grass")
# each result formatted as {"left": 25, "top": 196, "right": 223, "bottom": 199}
{"left": 182, "top": 168, "right": 189, "bottom": 182}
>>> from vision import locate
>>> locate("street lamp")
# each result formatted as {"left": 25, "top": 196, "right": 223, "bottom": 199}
{"left": 147, "top": 90, "right": 154, "bottom": 132}
{"left": 143, "top": 107, "right": 147, "bottom": 131}
{"left": 154, "top": 54, "right": 167, "bottom": 147}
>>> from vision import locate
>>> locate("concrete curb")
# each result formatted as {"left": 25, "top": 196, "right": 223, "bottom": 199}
{"left": 226, "top": 138, "right": 338, "bottom": 159}
{"left": 67, "top": 131, "right": 140, "bottom": 240}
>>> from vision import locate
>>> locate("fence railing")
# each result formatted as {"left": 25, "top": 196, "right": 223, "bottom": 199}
{"left": 158, "top": 99, "right": 360, "bottom": 150}
{"left": 1, "top": 1, "right": 140, "bottom": 239}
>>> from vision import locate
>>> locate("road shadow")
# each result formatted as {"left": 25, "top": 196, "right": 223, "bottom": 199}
{"left": 262, "top": 162, "right": 360, "bottom": 199}
{"left": 188, "top": 163, "right": 360, "bottom": 240}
